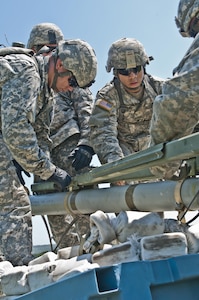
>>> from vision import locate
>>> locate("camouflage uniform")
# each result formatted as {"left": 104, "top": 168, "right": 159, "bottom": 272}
{"left": 150, "top": 39, "right": 199, "bottom": 144}
{"left": 0, "top": 51, "right": 55, "bottom": 266}
{"left": 90, "top": 75, "right": 163, "bottom": 164}
{"left": 48, "top": 88, "right": 93, "bottom": 248}
{"left": 149, "top": 0, "right": 199, "bottom": 178}
{"left": 27, "top": 24, "right": 96, "bottom": 249}
{"left": 90, "top": 38, "right": 163, "bottom": 164}
{"left": 0, "top": 39, "right": 97, "bottom": 265}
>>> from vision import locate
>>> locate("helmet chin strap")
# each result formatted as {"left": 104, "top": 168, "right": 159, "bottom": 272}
{"left": 51, "top": 55, "right": 73, "bottom": 92}
{"left": 51, "top": 55, "right": 59, "bottom": 92}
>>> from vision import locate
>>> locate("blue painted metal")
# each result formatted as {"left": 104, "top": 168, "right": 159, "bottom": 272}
{"left": 17, "top": 254, "right": 199, "bottom": 300}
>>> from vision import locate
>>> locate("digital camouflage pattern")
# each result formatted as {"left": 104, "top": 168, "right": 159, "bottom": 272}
{"left": 50, "top": 88, "right": 93, "bottom": 150}
{"left": 27, "top": 24, "right": 97, "bottom": 249}
{"left": 0, "top": 51, "right": 56, "bottom": 265}
{"left": 1, "top": 53, "right": 55, "bottom": 179}
{"left": 148, "top": 0, "right": 199, "bottom": 179}
{"left": 48, "top": 88, "right": 93, "bottom": 248}
{"left": 150, "top": 22, "right": 199, "bottom": 144}
{"left": 90, "top": 75, "right": 163, "bottom": 164}
{"left": 175, "top": 0, "right": 199, "bottom": 37}
{"left": 0, "top": 136, "right": 33, "bottom": 266}
{"left": 27, "top": 22, "right": 64, "bottom": 49}
{"left": 149, "top": 28, "right": 199, "bottom": 178}
{"left": 106, "top": 37, "right": 151, "bottom": 72}
{"left": 57, "top": 39, "right": 97, "bottom": 88}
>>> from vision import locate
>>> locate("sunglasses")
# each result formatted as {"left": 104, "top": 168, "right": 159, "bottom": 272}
{"left": 58, "top": 71, "right": 79, "bottom": 87}
{"left": 117, "top": 66, "right": 142, "bottom": 76}
{"left": 68, "top": 76, "right": 78, "bottom": 88}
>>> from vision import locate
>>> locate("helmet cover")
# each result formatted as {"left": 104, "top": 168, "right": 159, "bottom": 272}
{"left": 175, "top": 0, "right": 199, "bottom": 37}
{"left": 27, "top": 22, "right": 64, "bottom": 49}
{"left": 106, "top": 37, "right": 151, "bottom": 72}
{"left": 57, "top": 39, "right": 97, "bottom": 88}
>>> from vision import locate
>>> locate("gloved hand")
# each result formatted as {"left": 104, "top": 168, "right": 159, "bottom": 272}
{"left": 13, "top": 159, "right": 31, "bottom": 186}
{"left": 47, "top": 167, "right": 71, "bottom": 192}
{"left": 68, "top": 145, "right": 94, "bottom": 171}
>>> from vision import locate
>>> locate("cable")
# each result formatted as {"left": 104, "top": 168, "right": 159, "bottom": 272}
{"left": 41, "top": 215, "right": 54, "bottom": 251}
{"left": 179, "top": 190, "right": 199, "bottom": 223}
{"left": 53, "top": 216, "right": 80, "bottom": 253}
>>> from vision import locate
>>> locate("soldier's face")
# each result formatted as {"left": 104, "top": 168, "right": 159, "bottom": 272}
{"left": 54, "top": 58, "right": 74, "bottom": 92}
{"left": 55, "top": 75, "right": 74, "bottom": 92}
{"left": 118, "top": 66, "right": 144, "bottom": 92}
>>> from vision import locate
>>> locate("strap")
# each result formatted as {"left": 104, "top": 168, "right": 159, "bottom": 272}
{"left": 0, "top": 46, "right": 34, "bottom": 57}
{"left": 113, "top": 77, "right": 125, "bottom": 106}
{"left": 147, "top": 74, "right": 158, "bottom": 94}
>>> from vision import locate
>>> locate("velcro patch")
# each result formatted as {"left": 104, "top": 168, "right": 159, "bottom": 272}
{"left": 96, "top": 99, "right": 113, "bottom": 112}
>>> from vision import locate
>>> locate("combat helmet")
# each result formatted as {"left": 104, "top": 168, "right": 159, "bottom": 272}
{"left": 56, "top": 39, "right": 97, "bottom": 88}
{"left": 27, "top": 22, "right": 64, "bottom": 49}
{"left": 106, "top": 37, "right": 152, "bottom": 73}
{"left": 175, "top": 0, "right": 199, "bottom": 37}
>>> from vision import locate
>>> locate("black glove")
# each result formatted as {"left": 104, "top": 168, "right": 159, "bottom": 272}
{"left": 13, "top": 159, "right": 31, "bottom": 186}
{"left": 47, "top": 167, "right": 71, "bottom": 192}
{"left": 68, "top": 145, "right": 94, "bottom": 171}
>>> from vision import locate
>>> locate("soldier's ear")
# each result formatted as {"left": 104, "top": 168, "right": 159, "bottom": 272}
{"left": 55, "top": 58, "right": 63, "bottom": 70}
{"left": 56, "top": 58, "right": 67, "bottom": 72}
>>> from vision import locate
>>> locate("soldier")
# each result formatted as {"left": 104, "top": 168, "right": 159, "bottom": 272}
{"left": 149, "top": 0, "right": 199, "bottom": 179}
{"left": 89, "top": 37, "right": 164, "bottom": 184}
{"left": 27, "top": 23, "right": 96, "bottom": 249}
{"left": 0, "top": 38, "right": 97, "bottom": 265}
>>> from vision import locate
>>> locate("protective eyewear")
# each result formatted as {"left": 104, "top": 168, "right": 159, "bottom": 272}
{"left": 58, "top": 71, "right": 79, "bottom": 87}
{"left": 117, "top": 66, "right": 142, "bottom": 76}
{"left": 68, "top": 76, "right": 78, "bottom": 88}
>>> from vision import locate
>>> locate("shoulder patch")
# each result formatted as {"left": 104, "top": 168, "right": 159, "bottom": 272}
{"left": 95, "top": 99, "right": 113, "bottom": 111}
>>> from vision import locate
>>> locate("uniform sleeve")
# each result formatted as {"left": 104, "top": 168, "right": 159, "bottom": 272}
{"left": 1, "top": 68, "right": 55, "bottom": 180}
{"left": 33, "top": 93, "right": 54, "bottom": 159}
{"left": 89, "top": 88, "right": 124, "bottom": 164}
{"left": 151, "top": 76, "right": 164, "bottom": 95}
{"left": 150, "top": 71, "right": 199, "bottom": 145}
{"left": 150, "top": 34, "right": 199, "bottom": 146}
{"left": 73, "top": 87, "right": 94, "bottom": 147}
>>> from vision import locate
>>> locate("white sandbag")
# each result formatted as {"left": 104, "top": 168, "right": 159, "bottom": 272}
{"left": 0, "top": 296, "right": 18, "bottom": 299}
{"left": 83, "top": 210, "right": 117, "bottom": 253}
{"left": 141, "top": 232, "right": 188, "bottom": 261}
{"left": 92, "top": 240, "right": 140, "bottom": 267}
{"left": 27, "top": 262, "right": 56, "bottom": 291}
{"left": 55, "top": 262, "right": 99, "bottom": 282}
{"left": 1, "top": 266, "right": 29, "bottom": 296}
{"left": 115, "top": 212, "right": 164, "bottom": 243}
{"left": 50, "top": 258, "right": 91, "bottom": 281}
{"left": 0, "top": 261, "right": 13, "bottom": 277}
{"left": 164, "top": 218, "right": 199, "bottom": 254}
{"left": 0, "top": 261, "right": 14, "bottom": 296}
{"left": 57, "top": 246, "right": 80, "bottom": 260}
{"left": 28, "top": 251, "right": 57, "bottom": 266}
{"left": 90, "top": 210, "right": 116, "bottom": 244}
{"left": 57, "top": 246, "right": 92, "bottom": 263}
{"left": 185, "top": 223, "right": 199, "bottom": 253}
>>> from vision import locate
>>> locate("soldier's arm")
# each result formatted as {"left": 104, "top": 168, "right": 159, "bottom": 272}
{"left": 2, "top": 71, "right": 55, "bottom": 180}
{"left": 73, "top": 87, "right": 94, "bottom": 146}
{"left": 89, "top": 94, "right": 124, "bottom": 164}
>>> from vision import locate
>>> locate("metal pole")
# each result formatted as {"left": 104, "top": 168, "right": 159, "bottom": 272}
{"left": 30, "top": 178, "right": 199, "bottom": 215}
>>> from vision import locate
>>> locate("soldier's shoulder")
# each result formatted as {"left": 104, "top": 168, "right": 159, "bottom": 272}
{"left": 145, "top": 73, "right": 164, "bottom": 83}
{"left": 71, "top": 86, "right": 93, "bottom": 99}
{"left": 97, "top": 81, "right": 116, "bottom": 98}
{"left": 93, "top": 82, "right": 118, "bottom": 113}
